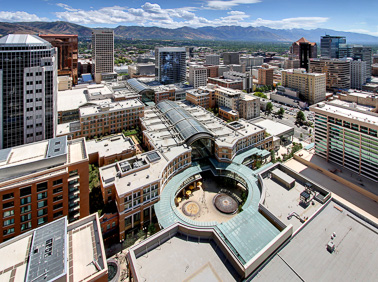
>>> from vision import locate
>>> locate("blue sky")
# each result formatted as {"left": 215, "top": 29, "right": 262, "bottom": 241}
{"left": 0, "top": 0, "right": 377, "bottom": 36}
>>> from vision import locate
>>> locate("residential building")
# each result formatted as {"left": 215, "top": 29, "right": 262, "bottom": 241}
{"left": 223, "top": 52, "right": 240, "bottom": 65}
{"left": 290, "top": 37, "right": 317, "bottom": 59}
{"left": 186, "top": 84, "right": 216, "bottom": 109}
{"left": 0, "top": 136, "right": 90, "bottom": 243}
{"left": 86, "top": 133, "right": 136, "bottom": 167}
{"left": 281, "top": 69, "right": 326, "bottom": 104}
{"left": 99, "top": 147, "right": 191, "bottom": 239}
{"left": 92, "top": 30, "right": 114, "bottom": 84}
{"left": 258, "top": 65, "right": 274, "bottom": 86}
{"left": 155, "top": 47, "right": 186, "bottom": 84}
{"left": 0, "top": 214, "right": 107, "bottom": 282}
{"left": 320, "top": 35, "right": 346, "bottom": 58}
{"left": 239, "top": 94, "right": 260, "bottom": 119}
{"left": 39, "top": 34, "right": 78, "bottom": 85}
{"left": 214, "top": 86, "right": 241, "bottom": 111}
{"left": 56, "top": 99, "right": 144, "bottom": 140}
{"left": 0, "top": 34, "right": 57, "bottom": 149}
{"left": 311, "top": 102, "right": 378, "bottom": 182}
{"left": 309, "top": 58, "right": 350, "bottom": 90}
{"left": 189, "top": 65, "right": 208, "bottom": 88}
{"left": 205, "top": 54, "right": 220, "bottom": 65}
{"left": 353, "top": 46, "right": 372, "bottom": 79}
{"left": 350, "top": 60, "right": 367, "bottom": 89}
{"left": 223, "top": 71, "right": 253, "bottom": 93}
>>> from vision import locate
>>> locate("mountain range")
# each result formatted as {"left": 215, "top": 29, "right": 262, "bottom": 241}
{"left": 0, "top": 21, "right": 377, "bottom": 44}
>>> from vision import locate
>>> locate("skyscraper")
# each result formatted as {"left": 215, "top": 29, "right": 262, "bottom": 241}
{"left": 353, "top": 46, "right": 372, "bottom": 79}
{"left": 39, "top": 34, "right": 78, "bottom": 85}
{"left": 320, "top": 35, "right": 346, "bottom": 58}
{"left": 92, "top": 30, "right": 114, "bottom": 84}
{"left": 350, "top": 60, "right": 367, "bottom": 89}
{"left": 155, "top": 47, "right": 186, "bottom": 84}
{"left": 0, "top": 34, "right": 57, "bottom": 149}
{"left": 290, "top": 37, "right": 317, "bottom": 59}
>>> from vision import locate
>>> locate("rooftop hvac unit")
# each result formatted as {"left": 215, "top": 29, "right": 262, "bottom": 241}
{"left": 327, "top": 241, "right": 335, "bottom": 253}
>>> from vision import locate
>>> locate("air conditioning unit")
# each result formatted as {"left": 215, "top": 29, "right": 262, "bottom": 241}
{"left": 327, "top": 241, "right": 335, "bottom": 253}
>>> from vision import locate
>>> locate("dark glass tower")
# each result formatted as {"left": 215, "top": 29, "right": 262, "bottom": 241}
{"left": 155, "top": 47, "right": 186, "bottom": 85}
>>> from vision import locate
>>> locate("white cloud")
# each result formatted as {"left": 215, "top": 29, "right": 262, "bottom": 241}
{"left": 251, "top": 17, "right": 329, "bottom": 29}
{"left": 0, "top": 11, "right": 49, "bottom": 22}
{"left": 205, "top": 0, "right": 261, "bottom": 10}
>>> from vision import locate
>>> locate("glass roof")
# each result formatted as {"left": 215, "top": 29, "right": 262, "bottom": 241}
{"left": 126, "top": 78, "right": 152, "bottom": 94}
{"left": 156, "top": 100, "right": 213, "bottom": 142}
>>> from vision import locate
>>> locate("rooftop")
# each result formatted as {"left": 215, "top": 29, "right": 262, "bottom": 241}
{"left": 252, "top": 118, "right": 294, "bottom": 137}
{"left": 0, "top": 214, "right": 107, "bottom": 282}
{"left": 0, "top": 34, "right": 50, "bottom": 46}
{"left": 253, "top": 200, "right": 378, "bottom": 281}
{"left": 79, "top": 99, "right": 143, "bottom": 117}
{"left": 86, "top": 134, "right": 135, "bottom": 158}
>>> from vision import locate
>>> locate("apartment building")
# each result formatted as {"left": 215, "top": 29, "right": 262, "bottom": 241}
{"left": 39, "top": 34, "right": 78, "bottom": 85}
{"left": 281, "top": 69, "right": 326, "bottom": 104}
{"left": 0, "top": 136, "right": 89, "bottom": 243}
{"left": 92, "top": 30, "right": 114, "bottom": 84}
{"left": 186, "top": 84, "right": 216, "bottom": 109}
{"left": 309, "top": 58, "right": 350, "bottom": 90}
{"left": 0, "top": 214, "right": 107, "bottom": 282}
{"left": 223, "top": 71, "right": 253, "bottom": 93}
{"left": 350, "top": 60, "right": 367, "bottom": 90}
{"left": 57, "top": 99, "right": 144, "bottom": 140}
{"left": 258, "top": 66, "right": 274, "bottom": 86}
{"left": 189, "top": 65, "right": 208, "bottom": 88}
{"left": 0, "top": 34, "right": 57, "bottom": 149}
{"left": 239, "top": 94, "right": 260, "bottom": 119}
{"left": 311, "top": 102, "right": 378, "bottom": 182}
{"left": 214, "top": 86, "right": 241, "bottom": 111}
{"left": 206, "top": 54, "right": 220, "bottom": 65}
{"left": 99, "top": 147, "right": 191, "bottom": 239}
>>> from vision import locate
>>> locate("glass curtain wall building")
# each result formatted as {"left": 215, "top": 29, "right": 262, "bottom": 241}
{"left": 320, "top": 35, "right": 346, "bottom": 58}
{"left": 311, "top": 102, "right": 378, "bottom": 182}
{"left": 155, "top": 47, "right": 186, "bottom": 85}
{"left": 0, "top": 34, "right": 57, "bottom": 149}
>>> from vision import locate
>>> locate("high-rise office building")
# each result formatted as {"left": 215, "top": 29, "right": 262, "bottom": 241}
{"left": 206, "top": 54, "right": 220, "bottom": 65}
{"left": 189, "top": 65, "right": 208, "bottom": 88}
{"left": 311, "top": 102, "right": 378, "bottom": 182}
{"left": 350, "top": 60, "right": 367, "bottom": 89}
{"left": 290, "top": 37, "right": 318, "bottom": 58}
{"left": 339, "top": 44, "right": 354, "bottom": 58}
{"left": 320, "top": 35, "right": 346, "bottom": 58}
{"left": 281, "top": 69, "right": 326, "bottom": 104}
{"left": 353, "top": 46, "right": 372, "bottom": 79}
{"left": 155, "top": 47, "right": 186, "bottom": 84}
{"left": 223, "top": 52, "right": 240, "bottom": 65}
{"left": 39, "top": 34, "right": 78, "bottom": 85}
{"left": 0, "top": 34, "right": 57, "bottom": 149}
{"left": 309, "top": 58, "right": 350, "bottom": 90}
{"left": 92, "top": 30, "right": 114, "bottom": 84}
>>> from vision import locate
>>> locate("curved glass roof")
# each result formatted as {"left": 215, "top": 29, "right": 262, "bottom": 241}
{"left": 156, "top": 100, "right": 213, "bottom": 143}
{"left": 126, "top": 78, "right": 152, "bottom": 94}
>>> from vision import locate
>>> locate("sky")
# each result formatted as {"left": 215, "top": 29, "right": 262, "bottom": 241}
{"left": 0, "top": 0, "right": 377, "bottom": 36}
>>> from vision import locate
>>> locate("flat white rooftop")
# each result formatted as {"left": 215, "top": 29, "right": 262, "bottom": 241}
{"left": 253, "top": 118, "right": 294, "bottom": 137}
{"left": 79, "top": 99, "right": 143, "bottom": 117}
{"left": 86, "top": 134, "right": 135, "bottom": 158}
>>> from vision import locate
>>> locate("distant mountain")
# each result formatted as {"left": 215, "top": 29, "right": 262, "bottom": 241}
{"left": 0, "top": 21, "right": 377, "bottom": 44}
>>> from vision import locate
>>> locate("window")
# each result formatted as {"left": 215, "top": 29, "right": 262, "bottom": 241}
{"left": 21, "top": 213, "right": 32, "bottom": 222}
{"left": 37, "top": 192, "right": 47, "bottom": 200}
{"left": 53, "top": 187, "right": 63, "bottom": 194}
{"left": 20, "top": 196, "right": 31, "bottom": 206}
{"left": 53, "top": 179, "right": 63, "bottom": 186}
{"left": 3, "top": 193, "right": 14, "bottom": 200}
{"left": 3, "top": 218, "right": 14, "bottom": 227}
{"left": 107, "top": 224, "right": 110, "bottom": 230}
{"left": 37, "top": 208, "right": 47, "bottom": 217}
{"left": 124, "top": 216, "right": 132, "bottom": 227}
{"left": 3, "top": 210, "right": 14, "bottom": 218}
{"left": 53, "top": 211, "right": 63, "bottom": 218}
{"left": 21, "top": 205, "right": 31, "bottom": 214}
{"left": 21, "top": 222, "right": 32, "bottom": 231}
{"left": 3, "top": 201, "right": 14, "bottom": 209}
{"left": 37, "top": 182, "right": 48, "bottom": 192}
{"left": 53, "top": 203, "right": 63, "bottom": 210}
{"left": 53, "top": 195, "right": 63, "bottom": 202}
{"left": 3, "top": 228, "right": 14, "bottom": 236}
{"left": 112, "top": 222, "right": 116, "bottom": 228}
{"left": 37, "top": 217, "right": 47, "bottom": 225}
{"left": 133, "top": 212, "right": 141, "bottom": 222}
{"left": 38, "top": 200, "right": 48, "bottom": 209}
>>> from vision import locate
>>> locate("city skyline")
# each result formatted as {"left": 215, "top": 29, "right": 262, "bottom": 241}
{"left": 0, "top": 0, "right": 377, "bottom": 36}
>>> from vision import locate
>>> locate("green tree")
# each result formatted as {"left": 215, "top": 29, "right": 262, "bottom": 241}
{"left": 278, "top": 107, "right": 285, "bottom": 117}
{"left": 147, "top": 223, "right": 156, "bottom": 236}
{"left": 270, "top": 149, "right": 276, "bottom": 163}
{"left": 296, "top": 111, "right": 306, "bottom": 124}
{"left": 266, "top": 102, "right": 273, "bottom": 115}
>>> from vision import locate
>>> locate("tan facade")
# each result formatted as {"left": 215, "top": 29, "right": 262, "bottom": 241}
{"left": 239, "top": 95, "right": 260, "bottom": 119}
{"left": 309, "top": 59, "right": 350, "bottom": 90}
{"left": 258, "top": 67, "right": 274, "bottom": 86}
{"left": 281, "top": 69, "right": 326, "bottom": 104}
{"left": 189, "top": 65, "right": 208, "bottom": 88}
{"left": 214, "top": 87, "right": 241, "bottom": 111}
{"left": 186, "top": 87, "right": 216, "bottom": 109}
{"left": 219, "top": 107, "right": 239, "bottom": 121}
